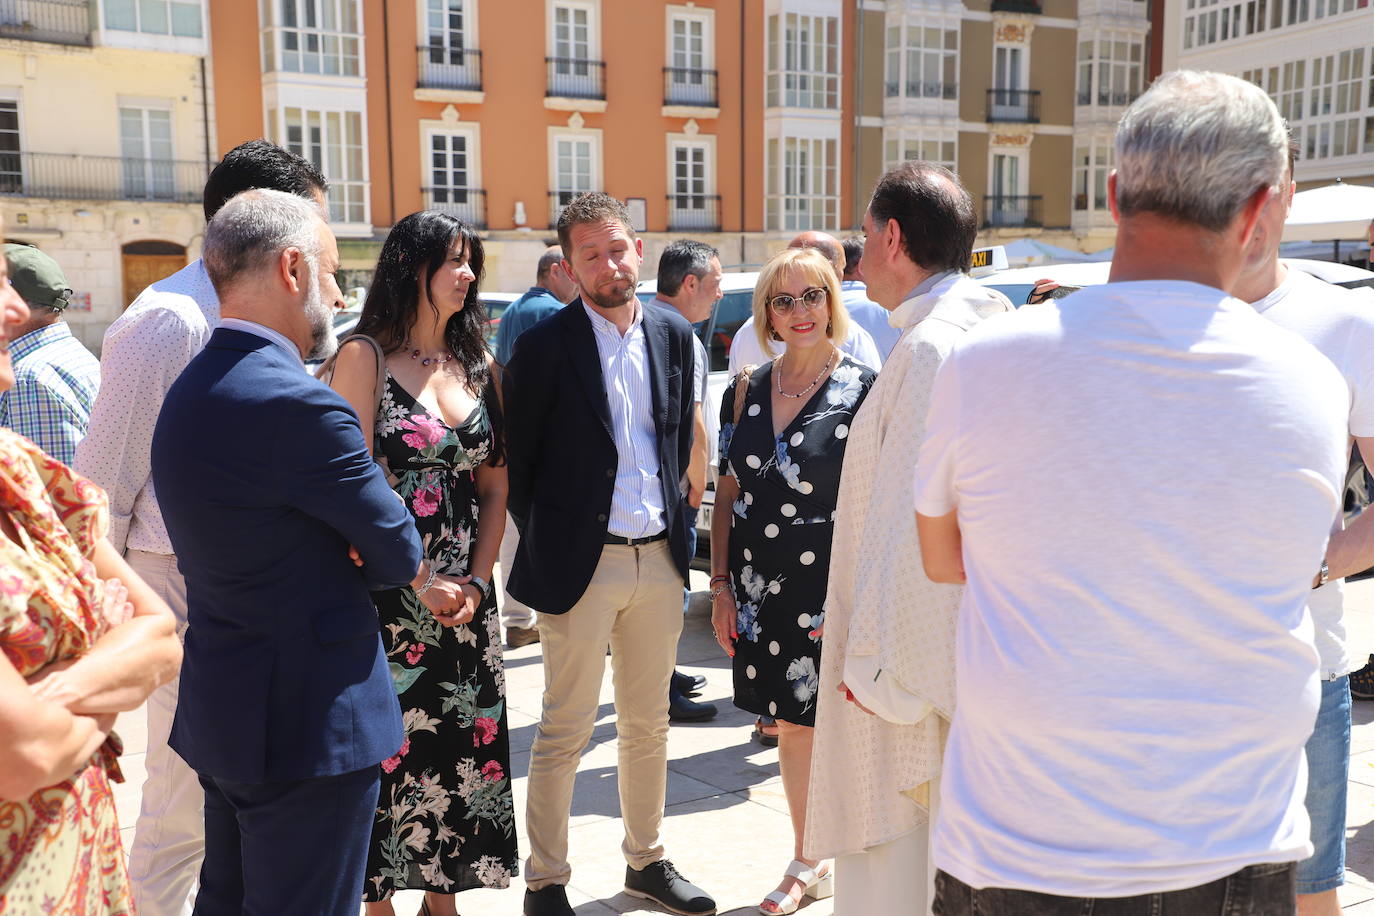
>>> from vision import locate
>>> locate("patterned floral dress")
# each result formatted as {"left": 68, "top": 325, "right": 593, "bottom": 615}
{"left": 717, "top": 357, "right": 875, "bottom": 727}
{"left": 362, "top": 373, "right": 518, "bottom": 901}
{"left": 0, "top": 430, "right": 132, "bottom": 914}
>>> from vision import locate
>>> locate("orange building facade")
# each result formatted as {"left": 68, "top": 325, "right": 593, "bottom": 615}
{"left": 209, "top": 0, "right": 819, "bottom": 289}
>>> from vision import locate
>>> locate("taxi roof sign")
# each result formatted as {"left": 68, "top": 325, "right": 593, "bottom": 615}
{"left": 969, "top": 246, "right": 1008, "bottom": 278}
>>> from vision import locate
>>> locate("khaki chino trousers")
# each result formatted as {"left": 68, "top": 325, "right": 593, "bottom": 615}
{"left": 524, "top": 539, "right": 684, "bottom": 890}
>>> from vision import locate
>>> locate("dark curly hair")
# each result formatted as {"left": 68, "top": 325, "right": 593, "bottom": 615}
{"left": 355, "top": 210, "right": 490, "bottom": 393}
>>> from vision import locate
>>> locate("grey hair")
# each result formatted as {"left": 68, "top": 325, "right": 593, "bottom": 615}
{"left": 1114, "top": 70, "right": 1287, "bottom": 232}
{"left": 202, "top": 188, "right": 324, "bottom": 293}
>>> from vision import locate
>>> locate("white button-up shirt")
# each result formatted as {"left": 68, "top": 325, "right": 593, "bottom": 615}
{"left": 218, "top": 317, "right": 303, "bottom": 365}
{"left": 76, "top": 259, "right": 220, "bottom": 555}
{"left": 584, "top": 301, "right": 666, "bottom": 538}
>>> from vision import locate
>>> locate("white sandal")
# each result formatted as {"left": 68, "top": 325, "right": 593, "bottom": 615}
{"left": 758, "top": 858, "right": 834, "bottom": 915}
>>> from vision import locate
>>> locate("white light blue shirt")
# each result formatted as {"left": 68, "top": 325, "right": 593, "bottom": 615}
{"left": 584, "top": 301, "right": 666, "bottom": 538}
{"left": 218, "top": 317, "right": 304, "bottom": 365}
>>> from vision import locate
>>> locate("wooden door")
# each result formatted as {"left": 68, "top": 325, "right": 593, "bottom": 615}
{"left": 122, "top": 253, "right": 186, "bottom": 309}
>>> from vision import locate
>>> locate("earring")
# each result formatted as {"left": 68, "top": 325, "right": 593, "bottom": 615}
{"left": 769, "top": 324, "right": 782, "bottom": 341}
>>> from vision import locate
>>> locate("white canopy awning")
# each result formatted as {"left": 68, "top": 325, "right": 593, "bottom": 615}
{"left": 1283, "top": 181, "right": 1374, "bottom": 242}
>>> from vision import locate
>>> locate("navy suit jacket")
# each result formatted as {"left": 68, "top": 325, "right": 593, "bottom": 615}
{"left": 503, "top": 300, "right": 695, "bottom": 614}
{"left": 152, "top": 328, "right": 422, "bottom": 783}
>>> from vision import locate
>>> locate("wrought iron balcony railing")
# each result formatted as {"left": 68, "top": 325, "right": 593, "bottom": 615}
{"left": 984, "top": 195, "right": 1044, "bottom": 229}
{"left": 417, "top": 46, "right": 482, "bottom": 92}
{"left": 0, "top": 151, "right": 207, "bottom": 203}
{"left": 423, "top": 187, "right": 486, "bottom": 229}
{"left": 987, "top": 88, "right": 1042, "bottom": 123}
{"left": 884, "top": 80, "right": 958, "bottom": 100}
{"left": 667, "top": 194, "right": 721, "bottom": 232}
{"left": 546, "top": 57, "right": 605, "bottom": 100}
{"left": 991, "top": 0, "right": 1043, "bottom": 12}
{"left": 663, "top": 67, "right": 718, "bottom": 107}
{"left": 0, "top": 0, "right": 91, "bottom": 46}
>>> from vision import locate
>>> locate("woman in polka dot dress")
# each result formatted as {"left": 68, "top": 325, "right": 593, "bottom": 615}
{"left": 710, "top": 248, "right": 876, "bottom": 915}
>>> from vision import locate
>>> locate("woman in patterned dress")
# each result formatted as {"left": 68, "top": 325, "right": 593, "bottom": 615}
{"left": 710, "top": 248, "right": 876, "bottom": 915}
{"left": 0, "top": 241, "right": 182, "bottom": 912}
{"left": 331, "top": 212, "right": 517, "bottom": 916}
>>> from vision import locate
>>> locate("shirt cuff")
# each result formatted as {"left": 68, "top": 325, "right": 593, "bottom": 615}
{"left": 844, "top": 652, "right": 934, "bottom": 726}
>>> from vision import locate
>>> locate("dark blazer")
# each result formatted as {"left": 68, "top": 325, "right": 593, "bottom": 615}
{"left": 503, "top": 299, "right": 695, "bottom": 614}
{"left": 152, "top": 328, "right": 422, "bottom": 783}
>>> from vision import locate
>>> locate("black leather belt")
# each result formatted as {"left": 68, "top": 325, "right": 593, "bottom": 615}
{"left": 604, "top": 531, "right": 668, "bottom": 547}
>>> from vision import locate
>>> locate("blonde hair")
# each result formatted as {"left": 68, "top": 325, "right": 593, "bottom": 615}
{"left": 752, "top": 247, "right": 850, "bottom": 359}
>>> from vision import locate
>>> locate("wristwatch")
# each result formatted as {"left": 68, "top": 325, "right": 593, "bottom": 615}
{"left": 1314, "top": 560, "right": 1330, "bottom": 590}
{"left": 469, "top": 575, "right": 492, "bottom": 600}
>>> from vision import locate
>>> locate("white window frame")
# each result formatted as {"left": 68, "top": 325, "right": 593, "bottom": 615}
{"left": 547, "top": 0, "right": 600, "bottom": 62}
{"left": 1072, "top": 134, "right": 1114, "bottom": 226}
{"left": 261, "top": 0, "right": 364, "bottom": 78}
{"left": 765, "top": 12, "right": 841, "bottom": 110}
{"left": 547, "top": 126, "right": 603, "bottom": 221}
{"left": 267, "top": 102, "right": 371, "bottom": 234}
{"left": 884, "top": 18, "right": 959, "bottom": 101}
{"left": 665, "top": 5, "right": 715, "bottom": 107}
{"left": 1075, "top": 32, "right": 1145, "bottom": 109}
{"left": 986, "top": 147, "right": 1031, "bottom": 228}
{"left": 765, "top": 128, "right": 840, "bottom": 232}
{"left": 421, "top": 121, "right": 483, "bottom": 225}
{"left": 666, "top": 6, "right": 714, "bottom": 71}
{"left": 96, "top": 0, "right": 208, "bottom": 53}
{"left": 118, "top": 99, "right": 177, "bottom": 201}
{"left": 0, "top": 88, "right": 23, "bottom": 195}
{"left": 882, "top": 130, "right": 957, "bottom": 173}
{"left": 102, "top": 0, "right": 205, "bottom": 37}
{"left": 418, "top": 0, "right": 478, "bottom": 53}
{"left": 667, "top": 133, "right": 717, "bottom": 230}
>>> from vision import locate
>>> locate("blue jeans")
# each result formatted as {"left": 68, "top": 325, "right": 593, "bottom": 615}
{"left": 933, "top": 864, "right": 1296, "bottom": 915}
{"left": 1296, "top": 674, "right": 1351, "bottom": 894}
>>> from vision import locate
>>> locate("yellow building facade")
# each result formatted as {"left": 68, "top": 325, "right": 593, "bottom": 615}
{"left": 0, "top": 1, "right": 213, "bottom": 348}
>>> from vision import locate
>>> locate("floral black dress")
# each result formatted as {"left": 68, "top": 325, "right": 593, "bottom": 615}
{"left": 362, "top": 372, "right": 518, "bottom": 901}
{"left": 717, "top": 356, "right": 875, "bottom": 727}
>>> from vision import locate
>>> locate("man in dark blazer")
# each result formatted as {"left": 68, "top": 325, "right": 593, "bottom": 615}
{"left": 505, "top": 193, "right": 716, "bottom": 916}
{"left": 152, "top": 189, "right": 464, "bottom": 916}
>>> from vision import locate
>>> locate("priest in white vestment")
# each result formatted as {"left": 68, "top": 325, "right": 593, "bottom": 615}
{"left": 805, "top": 162, "right": 1011, "bottom": 914}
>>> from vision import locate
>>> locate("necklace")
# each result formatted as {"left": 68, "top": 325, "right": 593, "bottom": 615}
{"left": 406, "top": 344, "right": 453, "bottom": 367}
{"left": 775, "top": 348, "right": 836, "bottom": 399}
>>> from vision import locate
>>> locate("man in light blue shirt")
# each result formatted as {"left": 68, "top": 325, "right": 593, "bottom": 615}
{"left": 841, "top": 236, "right": 902, "bottom": 359}
{"left": 0, "top": 244, "right": 99, "bottom": 465}
{"left": 493, "top": 246, "right": 576, "bottom": 364}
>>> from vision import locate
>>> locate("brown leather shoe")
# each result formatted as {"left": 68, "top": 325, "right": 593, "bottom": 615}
{"left": 507, "top": 625, "right": 540, "bottom": 648}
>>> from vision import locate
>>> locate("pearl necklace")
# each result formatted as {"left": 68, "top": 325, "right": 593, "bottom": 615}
{"left": 775, "top": 348, "right": 836, "bottom": 399}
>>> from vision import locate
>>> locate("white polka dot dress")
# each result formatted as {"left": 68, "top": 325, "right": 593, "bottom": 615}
{"left": 715, "top": 357, "right": 875, "bottom": 726}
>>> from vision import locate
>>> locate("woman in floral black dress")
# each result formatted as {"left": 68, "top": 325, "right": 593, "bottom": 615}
{"left": 711, "top": 248, "right": 875, "bottom": 915}
{"left": 330, "top": 211, "right": 517, "bottom": 915}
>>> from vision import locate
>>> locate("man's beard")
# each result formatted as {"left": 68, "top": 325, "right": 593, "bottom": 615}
{"left": 304, "top": 268, "right": 337, "bottom": 361}
{"left": 582, "top": 273, "right": 637, "bottom": 311}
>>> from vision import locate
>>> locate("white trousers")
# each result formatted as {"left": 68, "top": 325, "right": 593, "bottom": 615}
{"left": 833, "top": 777, "right": 939, "bottom": 916}
{"left": 125, "top": 550, "right": 202, "bottom": 916}
{"left": 498, "top": 512, "right": 535, "bottom": 629}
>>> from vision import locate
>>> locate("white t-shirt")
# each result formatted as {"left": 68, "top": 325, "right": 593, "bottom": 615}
{"left": 913, "top": 280, "right": 1348, "bottom": 898}
{"left": 1252, "top": 266, "right": 1374, "bottom": 679}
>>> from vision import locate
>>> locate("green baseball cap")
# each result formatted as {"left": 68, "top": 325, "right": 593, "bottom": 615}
{"left": 5, "top": 243, "right": 71, "bottom": 312}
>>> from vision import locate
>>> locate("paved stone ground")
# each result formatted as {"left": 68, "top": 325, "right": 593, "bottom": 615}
{"left": 110, "top": 573, "right": 1374, "bottom": 914}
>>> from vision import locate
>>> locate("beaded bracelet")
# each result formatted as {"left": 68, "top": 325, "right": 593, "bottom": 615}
{"left": 709, "top": 582, "right": 732, "bottom": 601}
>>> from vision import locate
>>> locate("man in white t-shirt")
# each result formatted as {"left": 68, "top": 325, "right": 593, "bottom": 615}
{"left": 1235, "top": 144, "right": 1374, "bottom": 916}
{"left": 913, "top": 71, "right": 1349, "bottom": 915}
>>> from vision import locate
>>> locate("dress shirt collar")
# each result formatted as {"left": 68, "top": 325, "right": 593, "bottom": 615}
{"left": 841, "top": 279, "right": 866, "bottom": 292}
{"left": 218, "top": 317, "right": 303, "bottom": 364}
{"left": 9, "top": 321, "right": 73, "bottom": 362}
{"left": 582, "top": 298, "right": 643, "bottom": 339}
{"left": 889, "top": 269, "right": 963, "bottom": 329}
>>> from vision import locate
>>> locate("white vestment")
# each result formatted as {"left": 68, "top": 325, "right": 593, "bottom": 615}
{"left": 804, "top": 273, "right": 1011, "bottom": 912}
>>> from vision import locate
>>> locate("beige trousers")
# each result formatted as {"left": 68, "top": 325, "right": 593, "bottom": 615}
{"left": 523, "top": 539, "right": 684, "bottom": 890}
{"left": 834, "top": 775, "right": 940, "bottom": 916}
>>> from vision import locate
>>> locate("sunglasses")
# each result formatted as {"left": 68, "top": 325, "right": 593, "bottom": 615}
{"left": 767, "top": 286, "right": 829, "bottom": 315}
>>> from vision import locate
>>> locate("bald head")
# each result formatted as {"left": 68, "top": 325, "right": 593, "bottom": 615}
{"left": 536, "top": 244, "right": 577, "bottom": 302}
{"left": 787, "top": 231, "right": 844, "bottom": 275}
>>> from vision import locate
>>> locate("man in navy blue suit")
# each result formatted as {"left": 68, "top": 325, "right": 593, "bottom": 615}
{"left": 152, "top": 189, "right": 468, "bottom": 916}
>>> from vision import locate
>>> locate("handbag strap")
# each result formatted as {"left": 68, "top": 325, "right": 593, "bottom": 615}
{"left": 316, "top": 333, "right": 388, "bottom": 451}
{"left": 732, "top": 364, "right": 756, "bottom": 426}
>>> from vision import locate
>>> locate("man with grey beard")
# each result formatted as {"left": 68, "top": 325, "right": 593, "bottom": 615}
{"left": 150, "top": 189, "right": 453, "bottom": 915}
